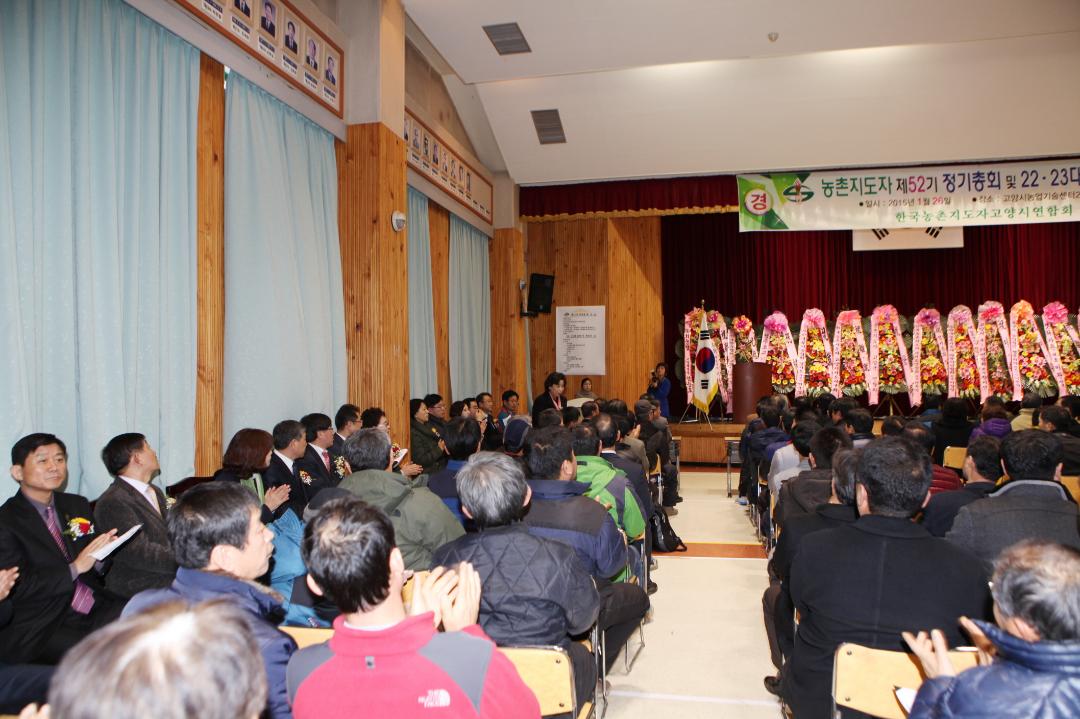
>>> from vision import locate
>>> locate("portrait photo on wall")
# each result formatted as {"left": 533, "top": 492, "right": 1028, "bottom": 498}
{"left": 324, "top": 52, "right": 337, "bottom": 86}
{"left": 260, "top": 0, "right": 276, "bottom": 36}
{"left": 282, "top": 14, "right": 299, "bottom": 54}
{"left": 305, "top": 33, "right": 320, "bottom": 71}
{"left": 233, "top": 0, "right": 251, "bottom": 18}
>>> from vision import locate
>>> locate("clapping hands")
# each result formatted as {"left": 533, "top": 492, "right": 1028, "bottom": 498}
{"left": 408, "top": 563, "right": 482, "bottom": 632}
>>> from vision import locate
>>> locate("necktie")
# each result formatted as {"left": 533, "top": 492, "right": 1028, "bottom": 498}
{"left": 145, "top": 486, "right": 161, "bottom": 515}
{"left": 44, "top": 505, "right": 95, "bottom": 614}
{"left": 322, "top": 449, "right": 331, "bottom": 471}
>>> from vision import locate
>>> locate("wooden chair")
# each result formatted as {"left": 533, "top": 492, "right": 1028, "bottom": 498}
{"left": 280, "top": 625, "right": 333, "bottom": 649}
{"left": 1061, "top": 475, "right": 1080, "bottom": 501}
{"left": 166, "top": 475, "right": 214, "bottom": 499}
{"left": 942, "top": 446, "right": 966, "bottom": 470}
{"left": 400, "top": 570, "right": 430, "bottom": 611}
{"left": 832, "top": 642, "right": 979, "bottom": 719}
{"left": 500, "top": 645, "right": 594, "bottom": 719}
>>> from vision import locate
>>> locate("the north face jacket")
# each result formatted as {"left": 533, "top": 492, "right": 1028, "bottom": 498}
{"left": 574, "top": 455, "right": 647, "bottom": 541}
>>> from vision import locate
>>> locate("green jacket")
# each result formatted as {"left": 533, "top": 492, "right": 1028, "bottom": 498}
{"left": 338, "top": 468, "right": 463, "bottom": 570}
{"left": 575, "top": 455, "right": 647, "bottom": 542}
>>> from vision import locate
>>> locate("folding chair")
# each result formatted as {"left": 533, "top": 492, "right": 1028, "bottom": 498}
{"left": 280, "top": 625, "right": 333, "bottom": 649}
{"left": 1061, "top": 475, "right": 1080, "bottom": 501}
{"left": 501, "top": 645, "right": 594, "bottom": 718}
{"left": 942, "top": 446, "right": 966, "bottom": 470}
{"left": 832, "top": 642, "right": 978, "bottom": 719}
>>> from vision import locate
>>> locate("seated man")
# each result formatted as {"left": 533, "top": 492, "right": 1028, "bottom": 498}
{"left": 360, "top": 406, "right": 423, "bottom": 479}
{"left": 844, "top": 408, "right": 876, "bottom": 448}
{"left": 287, "top": 497, "right": 540, "bottom": 718}
{"left": 524, "top": 428, "right": 650, "bottom": 674}
{"left": 476, "top": 392, "right": 504, "bottom": 450}
{"left": 264, "top": 419, "right": 312, "bottom": 518}
{"left": 595, "top": 413, "right": 653, "bottom": 520}
{"left": 920, "top": 436, "right": 1003, "bottom": 537}
{"left": 1039, "top": 404, "right": 1080, "bottom": 476}
{"left": 123, "top": 482, "right": 297, "bottom": 719}
{"left": 0, "top": 433, "right": 122, "bottom": 665}
{"left": 905, "top": 540, "right": 1080, "bottom": 718}
{"left": 947, "top": 430, "right": 1080, "bottom": 567}
{"left": 635, "top": 398, "right": 682, "bottom": 506}
{"left": 774, "top": 426, "right": 852, "bottom": 529}
{"left": 338, "top": 429, "right": 463, "bottom": 570}
{"left": 427, "top": 417, "right": 483, "bottom": 524}
{"left": 30, "top": 600, "right": 268, "bottom": 719}
{"left": 781, "top": 437, "right": 991, "bottom": 719}
{"left": 739, "top": 397, "right": 787, "bottom": 504}
{"left": 496, "top": 390, "right": 519, "bottom": 427}
{"left": 433, "top": 452, "right": 600, "bottom": 709}
{"left": 571, "top": 424, "right": 647, "bottom": 549}
{"left": 0, "top": 566, "right": 52, "bottom": 712}
{"left": 769, "top": 421, "right": 821, "bottom": 499}
{"left": 904, "top": 422, "right": 964, "bottom": 494}
{"left": 332, "top": 403, "right": 362, "bottom": 455}
{"left": 296, "top": 413, "right": 349, "bottom": 489}
{"left": 93, "top": 432, "right": 177, "bottom": 598}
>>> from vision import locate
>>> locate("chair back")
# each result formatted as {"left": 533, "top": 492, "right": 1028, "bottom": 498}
{"left": 833, "top": 642, "right": 978, "bottom": 719}
{"left": 167, "top": 475, "right": 214, "bottom": 498}
{"left": 281, "top": 625, "right": 333, "bottom": 649}
{"left": 401, "top": 570, "right": 430, "bottom": 611}
{"left": 1061, "top": 475, "right": 1080, "bottom": 501}
{"left": 942, "top": 446, "right": 966, "bottom": 470}
{"left": 499, "top": 645, "right": 584, "bottom": 717}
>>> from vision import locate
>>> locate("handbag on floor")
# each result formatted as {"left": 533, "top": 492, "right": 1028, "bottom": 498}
{"left": 650, "top": 507, "right": 687, "bottom": 553}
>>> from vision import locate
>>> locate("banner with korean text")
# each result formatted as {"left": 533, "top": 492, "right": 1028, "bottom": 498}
{"left": 738, "top": 159, "right": 1080, "bottom": 231}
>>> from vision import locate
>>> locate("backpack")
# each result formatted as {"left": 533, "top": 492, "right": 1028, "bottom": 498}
{"left": 650, "top": 507, "right": 687, "bottom": 553}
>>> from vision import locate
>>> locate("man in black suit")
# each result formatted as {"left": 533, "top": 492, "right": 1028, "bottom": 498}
{"left": 920, "top": 436, "right": 1003, "bottom": 537}
{"left": 263, "top": 420, "right": 310, "bottom": 518}
{"left": 93, "top": 433, "right": 177, "bottom": 598}
{"left": 284, "top": 21, "right": 298, "bottom": 54}
{"left": 260, "top": 1, "right": 275, "bottom": 35}
{"left": 333, "top": 403, "right": 362, "bottom": 456}
{"left": 0, "top": 566, "right": 52, "bottom": 712}
{"left": 296, "top": 413, "right": 348, "bottom": 491}
{"left": 1040, "top": 405, "right": 1080, "bottom": 475}
{"left": 234, "top": 0, "right": 250, "bottom": 17}
{"left": 781, "top": 437, "right": 991, "bottom": 719}
{"left": 0, "top": 434, "right": 124, "bottom": 664}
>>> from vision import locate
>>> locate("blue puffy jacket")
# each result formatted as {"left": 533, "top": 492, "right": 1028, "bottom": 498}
{"left": 910, "top": 620, "right": 1080, "bottom": 718}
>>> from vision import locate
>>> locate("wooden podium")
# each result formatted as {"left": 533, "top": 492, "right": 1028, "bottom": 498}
{"left": 732, "top": 362, "right": 774, "bottom": 423}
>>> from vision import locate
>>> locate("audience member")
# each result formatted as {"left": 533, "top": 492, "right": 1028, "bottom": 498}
{"left": 905, "top": 540, "right": 1080, "bottom": 718}
{"left": 646, "top": 362, "right": 671, "bottom": 418}
{"left": 214, "top": 428, "right": 291, "bottom": 524}
{"left": 475, "top": 392, "right": 504, "bottom": 450}
{"left": 423, "top": 393, "right": 448, "bottom": 430}
{"left": 0, "top": 566, "right": 52, "bottom": 712}
{"left": 562, "top": 406, "right": 583, "bottom": 428}
{"left": 774, "top": 426, "right": 852, "bottom": 528}
{"left": 812, "top": 392, "right": 836, "bottom": 421}
{"left": 410, "top": 398, "right": 448, "bottom": 474}
{"left": 497, "top": 390, "right": 519, "bottom": 426}
{"left": 536, "top": 407, "right": 564, "bottom": 428}
{"left": 1060, "top": 395, "right": 1080, "bottom": 437}
{"left": 931, "top": 397, "right": 976, "bottom": 465}
{"left": 916, "top": 393, "right": 944, "bottom": 426}
{"left": 338, "top": 429, "right": 463, "bottom": 570}
{"left": 449, "top": 399, "right": 469, "bottom": 420}
{"left": 427, "top": 417, "right": 483, "bottom": 523}
{"left": 580, "top": 400, "right": 600, "bottom": 421}
{"left": 433, "top": 452, "right": 600, "bottom": 710}
{"left": 333, "top": 403, "right": 363, "bottom": 455}
{"left": 781, "top": 437, "right": 991, "bottom": 719}
{"left": 531, "top": 372, "right": 567, "bottom": 426}
{"left": 845, "top": 408, "right": 875, "bottom": 447}
{"left": 970, "top": 404, "right": 1013, "bottom": 441}
{"left": 297, "top": 413, "right": 348, "bottom": 490}
{"left": 577, "top": 377, "right": 597, "bottom": 400}
{"left": 287, "top": 497, "right": 539, "bottom": 718}
{"left": 0, "top": 434, "right": 122, "bottom": 665}
{"left": 921, "top": 436, "right": 1003, "bottom": 537}
{"left": 35, "top": 600, "right": 267, "bottom": 719}
{"left": 947, "top": 430, "right": 1080, "bottom": 567}
{"left": 904, "top": 422, "right": 964, "bottom": 494}
{"left": 1039, "top": 404, "right": 1080, "bottom": 475}
{"left": 769, "top": 421, "right": 820, "bottom": 499}
{"left": 123, "top": 482, "right": 296, "bottom": 719}
{"left": 501, "top": 416, "right": 531, "bottom": 458}
{"left": 595, "top": 413, "right": 653, "bottom": 521}
{"left": 1012, "top": 391, "right": 1043, "bottom": 432}
{"left": 740, "top": 398, "right": 788, "bottom": 503}
{"left": 827, "top": 397, "right": 857, "bottom": 427}
{"left": 265, "top": 419, "right": 313, "bottom": 517}
{"left": 359, "top": 406, "right": 423, "bottom": 479}
{"left": 608, "top": 399, "right": 649, "bottom": 478}
{"left": 636, "top": 397, "right": 682, "bottom": 506}
{"left": 881, "top": 415, "right": 906, "bottom": 436}
{"left": 93, "top": 433, "right": 176, "bottom": 597}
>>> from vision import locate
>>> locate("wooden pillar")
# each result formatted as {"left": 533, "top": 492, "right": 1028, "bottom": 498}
{"left": 428, "top": 203, "right": 452, "bottom": 404}
{"left": 194, "top": 54, "right": 225, "bottom": 476}
{"left": 490, "top": 228, "right": 528, "bottom": 400}
{"left": 336, "top": 123, "right": 410, "bottom": 436}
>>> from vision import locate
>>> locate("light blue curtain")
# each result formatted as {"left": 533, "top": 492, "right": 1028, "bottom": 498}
{"left": 223, "top": 74, "right": 346, "bottom": 437}
{"left": 0, "top": 0, "right": 199, "bottom": 500}
{"left": 407, "top": 187, "right": 438, "bottom": 398}
{"left": 449, "top": 215, "right": 492, "bottom": 399}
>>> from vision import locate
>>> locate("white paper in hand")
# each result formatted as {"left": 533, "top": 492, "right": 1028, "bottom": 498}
{"left": 894, "top": 686, "right": 917, "bottom": 714}
{"left": 91, "top": 524, "right": 142, "bottom": 561}
{"left": 393, "top": 446, "right": 409, "bottom": 465}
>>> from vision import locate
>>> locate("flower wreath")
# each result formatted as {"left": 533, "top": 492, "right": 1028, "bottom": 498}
{"left": 947, "top": 305, "right": 982, "bottom": 399}
{"left": 731, "top": 315, "right": 756, "bottom": 364}
{"left": 1042, "top": 302, "right": 1080, "bottom": 396}
{"left": 756, "top": 312, "right": 798, "bottom": 394}
{"left": 976, "top": 301, "right": 1014, "bottom": 402}
{"left": 868, "top": 304, "right": 912, "bottom": 405}
{"left": 1009, "top": 300, "right": 1057, "bottom": 398}
{"left": 830, "top": 310, "right": 869, "bottom": 398}
{"left": 795, "top": 308, "right": 832, "bottom": 398}
{"left": 910, "top": 308, "right": 948, "bottom": 407}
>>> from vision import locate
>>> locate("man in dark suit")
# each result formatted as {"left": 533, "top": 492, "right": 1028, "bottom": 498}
{"left": 0, "top": 434, "right": 124, "bottom": 664}
{"left": 333, "top": 403, "right": 362, "bottom": 456}
{"left": 0, "top": 566, "right": 53, "bottom": 712}
{"left": 1040, "top": 405, "right": 1080, "bottom": 475}
{"left": 920, "top": 436, "right": 1003, "bottom": 537}
{"left": 260, "top": 1, "right": 275, "bottom": 35}
{"left": 93, "top": 433, "right": 177, "bottom": 598}
{"left": 296, "top": 413, "right": 348, "bottom": 491}
{"left": 781, "top": 437, "right": 991, "bottom": 719}
{"left": 634, "top": 398, "right": 682, "bottom": 506}
{"left": 263, "top": 420, "right": 310, "bottom": 519}
{"left": 284, "top": 21, "right": 298, "bottom": 54}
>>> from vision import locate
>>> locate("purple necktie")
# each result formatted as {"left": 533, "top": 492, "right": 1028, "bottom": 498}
{"left": 44, "top": 506, "right": 95, "bottom": 614}
{"left": 322, "top": 449, "right": 331, "bottom": 471}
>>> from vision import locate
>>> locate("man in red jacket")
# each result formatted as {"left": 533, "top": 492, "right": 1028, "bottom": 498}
{"left": 286, "top": 497, "right": 540, "bottom": 718}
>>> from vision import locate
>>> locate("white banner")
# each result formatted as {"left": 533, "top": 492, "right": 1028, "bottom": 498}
{"left": 738, "top": 159, "right": 1080, "bottom": 231}
{"left": 555, "top": 306, "right": 606, "bottom": 376}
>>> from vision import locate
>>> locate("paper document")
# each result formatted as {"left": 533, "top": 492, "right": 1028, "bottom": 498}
{"left": 393, "top": 447, "right": 409, "bottom": 465}
{"left": 894, "top": 686, "right": 917, "bottom": 714}
{"left": 91, "top": 524, "right": 142, "bottom": 561}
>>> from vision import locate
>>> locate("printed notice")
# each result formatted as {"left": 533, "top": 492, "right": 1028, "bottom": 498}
{"left": 556, "top": 306, "right": 606, "bottom": 376}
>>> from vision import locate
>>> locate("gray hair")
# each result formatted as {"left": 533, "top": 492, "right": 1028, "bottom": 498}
{"left": 343, "top": 428, "right": 391, "bottom": 471}
{"left": 993, "top": 540, "right": 1080, "bottom": 641}
{"left": 456, "top": 451, "right": 528, "bottom": 528}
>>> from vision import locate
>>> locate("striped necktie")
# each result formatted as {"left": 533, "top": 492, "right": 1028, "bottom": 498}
{"left": 44, "top": 505, "right": 96, "bottom": 614}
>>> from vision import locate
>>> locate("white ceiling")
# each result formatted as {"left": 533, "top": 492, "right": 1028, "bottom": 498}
{"left": 404, "top": 0, "right": 1080, "bottom": 185}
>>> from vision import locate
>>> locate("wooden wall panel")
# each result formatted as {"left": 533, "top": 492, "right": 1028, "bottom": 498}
{"left": 194, "top": 54, "right": 225, "bottom": 476}
{"left": 525, "top": 219, "right": 610, "bottom": 403}
{"left": 337, "top": 122, "right": 410, "bottom": 438}
{"left": 428, "top": 202, "right": 452, "bottom": 404}
{"left": 490, "top": 228, "right": 528, "bottom": 401}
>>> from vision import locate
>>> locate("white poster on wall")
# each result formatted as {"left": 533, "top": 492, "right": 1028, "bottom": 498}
{"left": 556, "top": 306, "right": 606, "bottom": 376}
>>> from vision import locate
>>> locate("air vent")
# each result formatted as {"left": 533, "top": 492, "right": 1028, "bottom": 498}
{"left": 482, "top": 23, "right": 531, "bottom": 55}
{"left": 531, "top": 109, "right": 566, "bottom": 145}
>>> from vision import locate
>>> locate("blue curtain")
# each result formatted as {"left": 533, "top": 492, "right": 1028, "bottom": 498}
{"left": 223, "top": 74, "right": 346, "bottom": 438}
{"left": 449, "top": 215, "right": 491, "bottom": 399}
{"left": 407, "top": 187, "right": 438, "bottom": 398}
{"left": 0, "top": 0, "right": 199, "bottom": 500}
